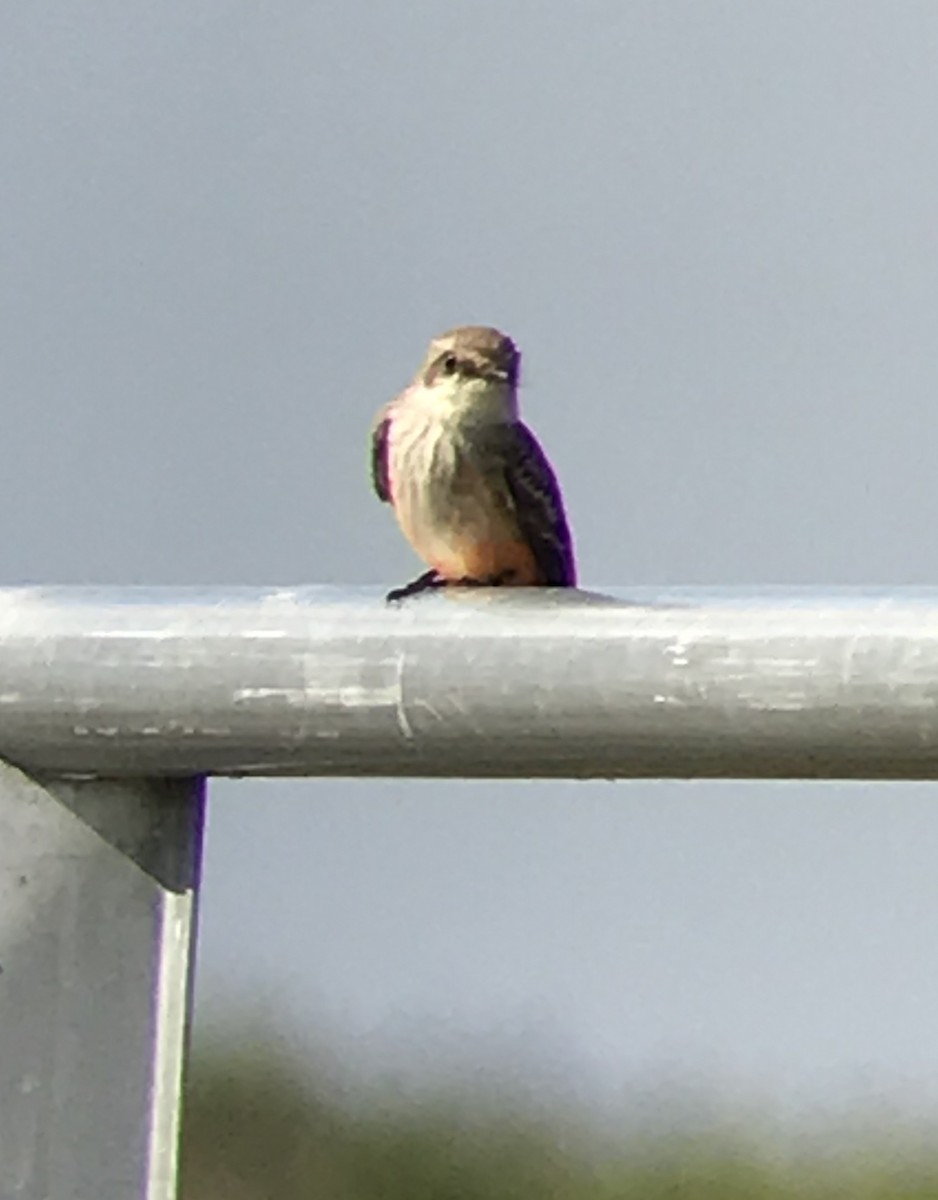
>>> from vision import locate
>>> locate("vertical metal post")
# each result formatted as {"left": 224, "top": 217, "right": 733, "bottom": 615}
{"left": 0, "top": 761, "right": 204, "bottom": 1200}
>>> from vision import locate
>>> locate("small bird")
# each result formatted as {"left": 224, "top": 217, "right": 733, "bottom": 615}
{"left": 371, "top": 325, "right": 576, "bottom": 601}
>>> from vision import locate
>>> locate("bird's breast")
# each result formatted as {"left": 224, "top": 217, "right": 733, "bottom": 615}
{"left": 387, "top": 414, "right": 533, "bottom": 582}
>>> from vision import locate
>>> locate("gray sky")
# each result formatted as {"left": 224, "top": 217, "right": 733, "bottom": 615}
{"left": 3, "top": 2, "right": 938, "bottom": 1116}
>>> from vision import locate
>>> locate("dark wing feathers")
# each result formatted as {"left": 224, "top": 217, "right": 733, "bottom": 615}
{"left": 502, "top": 422, "right": 576, "bottom": 586}
{"left": 370, "top": 412, "right": 392, "bottom": 502}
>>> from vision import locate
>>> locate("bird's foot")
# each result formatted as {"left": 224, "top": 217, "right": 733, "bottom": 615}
{"left": 386, "top": 569, "right": 445, "bottom": 602}
{"left": 387, "top": 567, "right": 519, "bottom": 602}
{"left": 455, "top": 569, "right": 518, "bottom": 587}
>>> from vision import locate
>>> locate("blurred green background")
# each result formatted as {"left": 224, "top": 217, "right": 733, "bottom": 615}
{"left": 180, "top": 1024, "right": 938, "bottom": 1199}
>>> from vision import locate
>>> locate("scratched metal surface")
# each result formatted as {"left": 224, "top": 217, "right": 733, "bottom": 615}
{"left": 0, "top": 585, "right": 935, "bottom": 778}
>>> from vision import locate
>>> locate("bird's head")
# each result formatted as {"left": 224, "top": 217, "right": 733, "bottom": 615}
{"left": 414, "top": 326, "right": 520, "bottom": 423}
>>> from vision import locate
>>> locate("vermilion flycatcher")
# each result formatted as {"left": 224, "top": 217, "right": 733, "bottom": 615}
{"left": 371, "top": 325, "right": 576, "bottom": 601}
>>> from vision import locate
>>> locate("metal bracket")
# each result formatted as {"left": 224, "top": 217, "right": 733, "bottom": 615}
{"left": 0, "top": 763, "right": 204, "bottom": 1200}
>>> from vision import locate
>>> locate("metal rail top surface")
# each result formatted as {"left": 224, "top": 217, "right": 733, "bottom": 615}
{"left": 0, "top": 585, "right": 936, "bottom": 779}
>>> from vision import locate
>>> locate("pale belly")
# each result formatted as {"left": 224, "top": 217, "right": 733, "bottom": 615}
{"left": 388, "top": 422, "right": 538, "bottom": 584}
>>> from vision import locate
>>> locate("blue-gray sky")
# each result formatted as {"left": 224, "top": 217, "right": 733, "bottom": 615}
{"left": 3, "top": 2, "right": 938, "bottom": 1115}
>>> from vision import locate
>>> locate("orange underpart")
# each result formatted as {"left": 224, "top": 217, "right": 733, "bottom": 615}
{"left": 431, "top": 538, "right": 540, "bottom": 585}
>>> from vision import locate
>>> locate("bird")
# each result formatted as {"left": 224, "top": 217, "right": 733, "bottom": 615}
{"left": 371, "top": 325, "right": 576, "bottom": 601}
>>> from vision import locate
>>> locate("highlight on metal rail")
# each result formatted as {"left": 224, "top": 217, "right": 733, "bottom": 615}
{"left": 4, "top": 584, "right": 937, "bottom": 1199}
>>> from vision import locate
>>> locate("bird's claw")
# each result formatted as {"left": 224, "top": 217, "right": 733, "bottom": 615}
{"left": 386, "top": 569, "right": 445, "bottom": 602}
{"left": 386, "top": 567, "right": 518, "bottom": 603}
{"left": 457, "top": 569, "right": 517, "bottom": 587}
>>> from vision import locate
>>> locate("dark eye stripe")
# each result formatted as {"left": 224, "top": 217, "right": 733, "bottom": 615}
{"left": 425, "top": 353, "right": 507, "bottom": 385}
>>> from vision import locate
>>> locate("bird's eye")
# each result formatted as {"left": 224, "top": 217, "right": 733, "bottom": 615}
{"left": 442, "top": 354, "right": 459, "bottom": 375}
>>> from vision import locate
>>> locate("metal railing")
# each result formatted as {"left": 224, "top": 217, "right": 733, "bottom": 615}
{"left": 3, "top": 585, "right": 938, "bottom": 1198}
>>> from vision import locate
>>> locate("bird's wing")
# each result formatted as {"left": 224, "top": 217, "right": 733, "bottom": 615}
{"left": 370, "top": 407, "right": 392, "bottom": 503}
{"left": 499, "top": 421, "right": 576, "bottom": 586}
